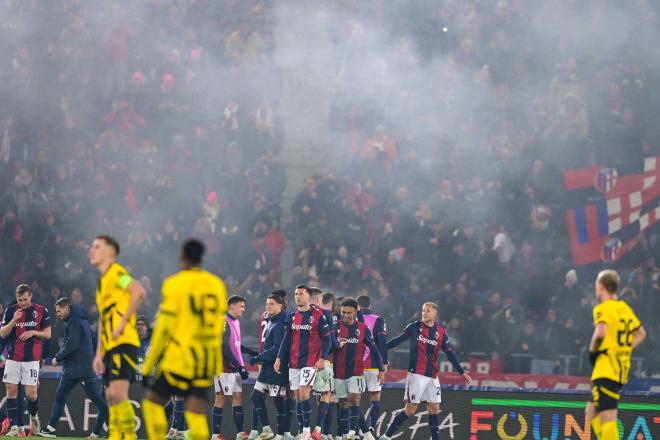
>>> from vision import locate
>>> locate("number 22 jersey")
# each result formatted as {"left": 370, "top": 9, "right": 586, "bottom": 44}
{"left": 591, "top": 299, "right": 641, "bottom": 384}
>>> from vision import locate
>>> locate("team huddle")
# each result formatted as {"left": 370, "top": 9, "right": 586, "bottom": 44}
{"left": 0, "top": 235, "right": 646, "bottom": 440}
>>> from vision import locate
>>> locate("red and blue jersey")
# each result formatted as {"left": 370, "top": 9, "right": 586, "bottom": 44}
{"left": 334, "top": 321, "right": 382, "bottom": 379}
{"left": 2, "top": 302, "right": 50, "bottom": 362}
{"left": 259, "top": 311, "right": 268, "bottom": 352}
{"left": 278, "top": 307, "right": 331, "bottom": 369}
{"left": 387, "top": 321, "right": 464, "bottom": 378}
{"left": 358, "top": 310, "right": 388, "bottom": 369}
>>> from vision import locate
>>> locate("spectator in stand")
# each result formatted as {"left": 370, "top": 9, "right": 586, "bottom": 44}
{"left": 136, "top": 316, "right": 151, "bottom": 361}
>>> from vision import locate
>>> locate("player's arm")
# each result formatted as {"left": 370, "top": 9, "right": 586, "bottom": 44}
{"left": 55, "top": 316, "right": 82, "bottom": 362}
{"left": 141, "top": 285, "right": 178, "bottom": 376}
{"left": 29, "top": 307, "right": 51, "bottom": 340}
{"left": 241, "top": 344, "right": 259, "bottom": 357}
{"left": 221, "top": 322, "right": 243, "bottom": 370}
{"left": 631, "top": 325, "right": 646, "bottom": 350}
{"left": 375, "top": 317, "right": 389, "bottom": 366}
{"left": 256, "top": 322, "right": 284, "bottom": 364}
{"left": 276, "top": 316, "right": 292, "bottom": 362}
{"left": 441, "top": 333, "right": 471, "bottom": 383}
{"left": 319, "top": 314, "right": 332, "bottom": 360}
{"left": 386, "top": 324, "right": 411, "bottom": 349}
{"left": 364, "top": 328, "right": 384, "bottom": 371}
{"left": 0, "top": 307, "right": 19, "bottom": 338}
{"left": 588, "top": 304, "right": 608, "bottom": 365}
{"left": 113, "top": 277, "right": 145, "bottom": 339}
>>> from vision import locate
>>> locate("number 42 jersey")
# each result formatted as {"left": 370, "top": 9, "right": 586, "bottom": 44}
{"left": 156, "top": 267, "right": 228, "bottom": 380}
{"left": 591, "top": 299, "right": 641, "bottom": 384}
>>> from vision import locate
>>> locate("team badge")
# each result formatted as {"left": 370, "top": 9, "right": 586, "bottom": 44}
{"left": 309, "top": 316, "right": 314, "bottom": 324}
{"left": 601, "top": 238, "right": 622, "bottom": 263}
{"left": 595, "top": 167, "right": 618, "bottom": 193}
{"left": 355, "top": 329, "right": 360, "bottom": 336}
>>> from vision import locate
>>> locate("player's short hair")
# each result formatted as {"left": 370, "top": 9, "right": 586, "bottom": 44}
{"left": 267, "top": 293, "right": 286, "bottom": 307}
{"left": 271, "top": 289, "right": 287, "bottom": 299}
{"left": 295, "top": 284, "right": 311, "bottom": 295}
{"left": 423, "top": 302, "right": 438, "bottom": 311}
{"left": 182, "top": 238, "right": 205, "bottom": 264}
{"left": 228, "top": 295, "right": 246, "bottom": 306}
{"left": 136, "top": 315, "right": 149, "bottom": 326}
{"left": 308, "top": 286, "right": 323, "bottom": 297}
{"left": 340, "top": 297, "right": 358, "bottom": 310}
{"left": 322, "top": 292, "right": 335, "bottom": 305}
{"left": 96, "top": 235, "right": 120, "bottom": 255}
{"left": 55, "top": 297, "right": 70, "bottom": 308}
{"left": 356, "top": 295, "right": 371, "bottom": 309}
{"left": 597, "top": 270, "right": 620, "bottom": 293}
{"left": 15, "top": 284, "right": 32, "bottom": 296}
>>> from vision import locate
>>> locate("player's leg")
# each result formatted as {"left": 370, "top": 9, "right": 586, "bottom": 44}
{"left": 184, "top": 393, "right": 210, "bottom": 440}
{"left": 298, "top": 385, "right": 314, "bottom": 436}
{"left": 273, "top": 393, "right": 288, "bottom": 438}
{"left": 380, "top": 374, "right": 423, "bottom": 440}
{"left": 22, "top": 361, "right": 41, "bottom": 434}
{"left": 337, "top": 399, "right": 350, "bottom": 438}
{"left": 249, "top": 383, "right": 272, "bottom": 439}
{"left": 142, "top": 388, "right": 171, "bottom": 440}
{"left": 81, "top": 377, "right": 109, "bottom": 437}
{"left": 40, "top": 377, "right": 79, "bottom": 436}
{"left": 585, "top": 401, "right": 601, "bottom": 439}
{"left": 313, "top": 391, "right": 331, "bottom": 439}
{"left": 288, "top": 369, "right": 304, "bottom": 435}
{"left": 212, "top": 384, "right": 226, "bottom": 438}
{"left": 426, "top": 403, "right": 441, "bottom": 440}
{"left": 4, "top": 359, "right": 22, "bottom": 434}
{"left": 365, "top": 371, "right": 382, "bottom": 430}
{"left": 106, "top": 346, "right": 139, "bottom": 440}
{"left": 170, "top": 395, "right": 186, "bottom": 436}
{"left": 232, "top": 390, "right": 247, "bottom": 438}
{"left": 106, "top": 379, "right": 136, "bottom": 440}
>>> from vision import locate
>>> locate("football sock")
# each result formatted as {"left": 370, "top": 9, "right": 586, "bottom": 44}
{"left": 301, "top": 399, "right": 312, "bottom": 430}
{"left": 6, "top": 399, "right": 18, "bottom": 428}
{"left": 185, "top": 411, "right": 209, "bottom": 440}
{"left": 26, "top": 398, "right": 38, "bottom": 417}
{"left": 338, "top": 407, "right": 349, "bottom": 435}
{"left": 323, "top": 402, "right": 335, "bottom": 434}
{"left": 591, "top": 415, "right": 602, "bottom": 439}
{"left": 212, "top": 406, "right": 223, "bottom": 434}
{"left": 349, "top": 406, "right": 360, "bottom": 432}
{"left": 116, "top": 400, "right": 137, "bottom": 440}
{"left": 429, "top": 413, "right": 439, "bottom": 440}
{"left": 316, "top": 401, "right": 329, "bottom": 432}
{"left": 369, "top": 401, "right": 381, "bottom": 429}
{"left": 385, "top": 411, "right": 409, "bottom": 437}
{"left": 286, "top": 397, "right": 296, "bottom": 433}
{"left": 108, "top": 404, "right": 121, "bottom": 440}
{"left": 601, "top": 420, "right": 618, "bottom": 440}
{"left": 274, "top": 397, "right": 287, "bottom": 435}
{"left": 172, "top": 399, "right": 186, "bottom": 431}
{"left": 142, "top": 399, "right": 167, "bottom": 440}
{"left": 232, "top": 405, "right": 244, "bottom": 433}
{"left": 296, "top": 402, "right": 303, "bottom": 432}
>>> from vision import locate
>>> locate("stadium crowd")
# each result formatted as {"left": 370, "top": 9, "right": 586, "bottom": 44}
{"left": 0, "top": 0, "right": 658, "bottom": 377}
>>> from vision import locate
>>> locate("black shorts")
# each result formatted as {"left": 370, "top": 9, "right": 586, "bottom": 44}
{"left": 590, "top": 378, "right": 622, "bottom": 412}
{"left": 150, "top": 370, "right": 211, "bottom": 400}
{"left": 103, "top": 344, "right": 138, "bottom": 386}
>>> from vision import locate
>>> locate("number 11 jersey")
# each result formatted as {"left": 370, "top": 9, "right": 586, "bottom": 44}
{"left": 591, "top": 299, "right": 641, "bottom": 384}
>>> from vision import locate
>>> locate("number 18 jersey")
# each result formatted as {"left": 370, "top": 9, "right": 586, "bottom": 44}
{"left": 591, "top": 299, "right": 641, "bottom": 384}
{"left": 157, "top": 267, "right": 227, "bottom": 380}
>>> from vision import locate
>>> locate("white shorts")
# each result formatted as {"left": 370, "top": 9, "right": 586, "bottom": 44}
{"left": 214, "top": 373, "right": 242, "bottom": 395}
{"left": 3, "top": 360, "right": 39, "bottom": 386}
{"left": 334, "top": 376, "right": 365, "bottom": 399}
{"left": 404, "top": 373, "right": 441, "bottom": 404}
{"left": 254, "top": 381, "right": 286, "bottom": 398}
{"left": 288, "top": 367, "right": 316, "bottom": 391}
{"left": 313, "top": 361, "right": 334, "bottom": 393}
{"left": 364, "top": 370, "right": 382, "bottom": 392}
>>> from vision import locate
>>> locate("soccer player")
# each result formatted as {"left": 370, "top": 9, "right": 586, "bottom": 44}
{"left": 90, "top": 235, "right": 146, "bottom": 440}
{"left": 141, "top": 239, "right": 227, "bottom": 440}
{"left": 356, "top": 295, "right": 388, "bottom": 432}
{"left": 212, "top": 295, "right": 257, "bottom": 440}
{"left": 586, "top": 270, "right": 646, "bottom": 440}
{"left": 248, "top": 293, "right": 292, "bottom": 440}
{"left": 39, "top": 297, "right": 109, "bottom": 438}
{"left": 0, "top": 284, "right": 51, "bottom": 436}
{"left": 379, "top": 302, "right": 471, "bottom": 440}
{"left": 274, "top": 285, "right": 332, "bottom": 440}
{"left": 310, "top": 289, "right": 338, "bottom": 440}
{"left": 334, "top": 298, "right": 383, "bottom": 440}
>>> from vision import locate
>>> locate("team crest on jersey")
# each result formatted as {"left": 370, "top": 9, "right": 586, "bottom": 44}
{"left": 309, "top": 316, "right": 314, "bottom": 324}
{"left": 355, "top": 328, "right": 360, "bottom": 336}
{"left": 435, "top": 332, "right": 441, "bottom": 340}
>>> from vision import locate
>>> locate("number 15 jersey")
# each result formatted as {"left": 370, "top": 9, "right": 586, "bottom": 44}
{"left": 157, "top": 267, "right": 227, "bottom": 380}
{"left": 591, "top": 299, "right": 641, "bottom": 384}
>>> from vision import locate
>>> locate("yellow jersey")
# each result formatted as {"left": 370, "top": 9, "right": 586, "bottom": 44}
{"left": 96, "top": 262, "right": 140, "bottom": 351}
{"left": 154, "top": 267, "right": 227, "bottom": 380}
{"left": 591, "top": 298, "right": 641, "bottom": 384}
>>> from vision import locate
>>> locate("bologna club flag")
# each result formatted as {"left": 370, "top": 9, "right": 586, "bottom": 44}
{"left": 565, "top": 156, "right": 659, "bottom": 265}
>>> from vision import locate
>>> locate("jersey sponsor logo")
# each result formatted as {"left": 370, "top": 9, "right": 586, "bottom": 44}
{"left": 343, "top": 337, "right": 360, "bottom": 344}
{"left": 15, "top": 321, "right": 38, "bottom": 328}
{"left": 292, "top": 324, "right": 313, "bottom": 331}
{"left": 418, "top": 335, "right": 438, "bottom": 346}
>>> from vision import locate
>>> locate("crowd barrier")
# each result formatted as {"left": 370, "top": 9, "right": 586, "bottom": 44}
{"left": 3, "top": 375, "right": 658, "bottom": 439}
